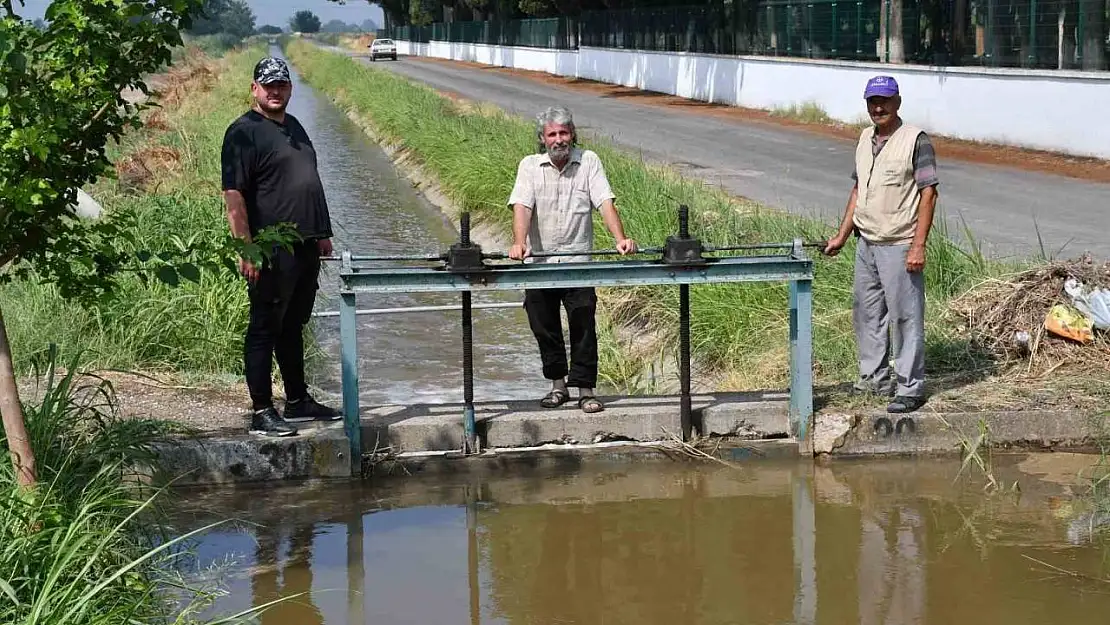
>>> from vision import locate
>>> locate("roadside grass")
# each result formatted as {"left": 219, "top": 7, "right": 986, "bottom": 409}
{"left": 1, "top": 44, "right": 269, "bottom": 378}
{"left": 286, "top": 41, "right": 1019, "bottom": 393}
{"left": 770, "top": 101, "right": 835, "bottom": 125}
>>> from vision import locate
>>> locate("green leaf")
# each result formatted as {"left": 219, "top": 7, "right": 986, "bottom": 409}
{"left": 177, "top": 262, "right": 200, "bottom": 284}
{"left": 155, "top": 266, "right": 178, "bottom": 287}
{"left": 135, "top": 250, "right": 152, "bottom": 263}
{"left": 0, "top": 84, "right": 7, "bottom": 99}
{"left": 0, "top": 577, "right": 19, "bottom": 606}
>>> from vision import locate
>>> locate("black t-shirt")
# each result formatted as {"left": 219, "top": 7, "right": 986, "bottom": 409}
{"left": 221, "top": 110, "right": 333, "bottom": 240}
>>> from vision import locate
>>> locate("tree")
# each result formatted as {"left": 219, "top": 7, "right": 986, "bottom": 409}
{"left": 219, "top": 0, "right": 255, "bottom": 39}
{"left": 186, "top": 0, "right": 255, "bottom": 40}
{"left": 0, "top": 0, "right": 214, "bottom": 488}
{"left": 258, "top": 24, "right": 283, "bottom": 35}
{"left": 186, "top": 0, "right": 227, "bottom": 35}
{"left": 360, "top": 18, "right": 378, "bottom": 32}
{"left": 322, "top": 18, "right": 355, "bottom": 33}
{"left": 289, "top": 9, "right": 322, "bottom": 33}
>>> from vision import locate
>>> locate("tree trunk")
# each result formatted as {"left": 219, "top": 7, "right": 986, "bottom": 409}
{"left": 1058, "top": 2, "right": 1077, "bottom": 68}
{"left": 880, "top": 0, "right": 906, "bottom": 62}
{"left": 954, "top": 0, "right": 969, "bottom": 61}
{"left": 0, "top": 304, "right": 36, "bottom": 488}
{"left": 1080, "top": 0, "right": 1106, "bottom": 69}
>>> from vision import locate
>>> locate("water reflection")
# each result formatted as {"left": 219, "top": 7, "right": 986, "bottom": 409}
{"left": 252, "top": 526, "right": 323, "bottom": 625}
{"left": 175, "top": 455, "right": 1110, "bottom": 625}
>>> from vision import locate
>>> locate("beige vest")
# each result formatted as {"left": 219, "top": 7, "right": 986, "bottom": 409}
{"left": 853, "top": 123, "right": 923, "bottom": 245}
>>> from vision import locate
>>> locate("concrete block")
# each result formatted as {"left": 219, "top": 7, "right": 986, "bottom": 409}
{"left": 155, "top": 422, "right": 352, "bottom": 485}
{"left": 700, "top": 393, "right": 790, "bottom": 438}
{"left": 360, "top": 393, "right": 793, "bottom": 454}
{"left": 829, "top": 410, "right": 1101, "bottom": 456}
{"left": 482, "top": 403, "right": 681, "bottom": 447}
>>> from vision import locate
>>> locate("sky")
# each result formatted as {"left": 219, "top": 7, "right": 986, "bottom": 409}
{"left": 16, "top": 0, "right": 384, "bottom": 29}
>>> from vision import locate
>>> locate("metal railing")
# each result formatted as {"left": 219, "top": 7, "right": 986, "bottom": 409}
{"left": 382, "top": 0, "right": 1110, "bottom": 70}
{"left": 320, "top": 208, "right": 817, "bottom": 474}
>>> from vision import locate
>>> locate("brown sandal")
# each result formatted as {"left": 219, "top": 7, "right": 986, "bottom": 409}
{"left": 540, "top": 389, "right": 569, "bottom": 408}
{"left": 577, "top": 396, "right": 604, "bottom": 414}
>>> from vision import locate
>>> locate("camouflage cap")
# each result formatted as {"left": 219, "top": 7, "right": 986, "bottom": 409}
{"left": 253, "top": 56, "right": 291, "bottom": 85}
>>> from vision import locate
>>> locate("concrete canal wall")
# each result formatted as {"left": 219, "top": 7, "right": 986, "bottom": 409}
{"left": 160, "top": 394, "right": 1101, "bottom": 486}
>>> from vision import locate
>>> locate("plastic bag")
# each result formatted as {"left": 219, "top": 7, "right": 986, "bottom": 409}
{"left": 1044, "top": 304, "right": 1094, "bottom": 344}
{"left": 1064, "top": 278, "right": 1110, "bottom": 330}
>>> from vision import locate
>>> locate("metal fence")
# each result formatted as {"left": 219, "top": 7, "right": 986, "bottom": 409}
{"left": 387, "top": 17, "right": 577, "bottom": 49}
{"left": 384, "top": 0, "right": 1110, "bottom": 70}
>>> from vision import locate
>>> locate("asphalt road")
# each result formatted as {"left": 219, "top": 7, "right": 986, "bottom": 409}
{"left": 364, "top": 55, "right": 1110, "bottom": 260}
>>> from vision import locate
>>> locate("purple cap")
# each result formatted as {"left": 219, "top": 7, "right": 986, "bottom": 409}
{"left": 863, "top": 75, "right": 899, "bottom": 98}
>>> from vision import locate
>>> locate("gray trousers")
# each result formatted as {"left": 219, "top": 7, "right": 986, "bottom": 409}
{"left": 853, "top": 238, "right": 926, "bottom": 398}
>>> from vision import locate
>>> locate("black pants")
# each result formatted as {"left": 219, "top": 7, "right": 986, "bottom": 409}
{"left": 245, "top": 242, "right": 320, "bottom": 410}
{"left": 524, "top": 287, "right": 598, "bottom": 389}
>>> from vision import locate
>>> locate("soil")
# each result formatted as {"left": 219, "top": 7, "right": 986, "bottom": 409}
{"left": 407, "top": 56, "right": 1110, "bottom": 184}
{"left": 17, "top": 371, "right": 253, "bottom": 437}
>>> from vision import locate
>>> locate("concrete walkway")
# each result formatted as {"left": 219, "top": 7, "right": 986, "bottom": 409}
{"left": 156, "top": 393, "right": 1099, "bottom": 485}
{"left": 366, "top": 56, "right": 1110, "bottom": 260}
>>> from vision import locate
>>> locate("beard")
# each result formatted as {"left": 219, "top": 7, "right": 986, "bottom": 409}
{"left": 547, "top": 142, "right": 571, "bottom": 161}
{"left": 255, "top": 95, "right": 287, "bottom": 114}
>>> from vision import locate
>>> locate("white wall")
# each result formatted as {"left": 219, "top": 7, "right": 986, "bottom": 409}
{"left": 395, "top": 41, "right": 1110, "bottom": 159}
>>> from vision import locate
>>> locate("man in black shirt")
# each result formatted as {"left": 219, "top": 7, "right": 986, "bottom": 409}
{"left": 221, "top": 56, "right": 340, "bottom": 437}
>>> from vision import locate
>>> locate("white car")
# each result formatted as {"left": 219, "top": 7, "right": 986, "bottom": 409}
{"left": 369, "top": 38, "right": 397, "bottom": 61}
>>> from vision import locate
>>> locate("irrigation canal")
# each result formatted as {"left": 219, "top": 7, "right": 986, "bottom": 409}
{"left": 281, "top": 52, "right": 541, "bottom": 407}
{"left": 174, "top": 455, "right": 1110, "bottom": 624}
{"left": 162, "top": 51, "right": 1110, "bottom": 625}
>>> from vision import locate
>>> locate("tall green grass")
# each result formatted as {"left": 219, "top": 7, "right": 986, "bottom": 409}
{"left": 0, "top": 351, "right": 239, "bottom": 625}
{"left": 1, "top": 44, "right": 269, "bottom": 377}
{"left": 287, "top": 41, "right": 1005, "bottom": 390}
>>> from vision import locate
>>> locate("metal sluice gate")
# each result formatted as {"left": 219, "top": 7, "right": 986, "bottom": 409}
{"left": 321, "top": 205, "right": 817, "bottom": 473}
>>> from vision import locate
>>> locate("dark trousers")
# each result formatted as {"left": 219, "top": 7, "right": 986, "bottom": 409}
{"left": 524, "top": 287, "right": 598, "bottom": 389}
{"left": 245, "top": 242, "right": 320, "bottom": 410}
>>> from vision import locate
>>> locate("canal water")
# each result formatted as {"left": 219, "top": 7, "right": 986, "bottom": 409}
{"left": 171, "top": 453, "right": 1110, "bottom": 624}
{"left": 279, "top": 53, "right": 542, "bottom": 406}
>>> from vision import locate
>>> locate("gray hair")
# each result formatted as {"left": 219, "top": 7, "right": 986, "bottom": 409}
{"left": 535, "top": 106, "right": 576, "bottom": 153}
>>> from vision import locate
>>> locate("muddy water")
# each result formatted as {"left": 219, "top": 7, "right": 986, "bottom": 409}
{"left": 172, "top": 454, "right": 1110, "bottom": 624}
{"left": 278, "top": 53, "right": 542, "bottom": 406}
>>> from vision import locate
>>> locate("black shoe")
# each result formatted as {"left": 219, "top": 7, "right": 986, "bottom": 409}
{"left": 852, "top": 380, "right": 895, "bottom": 397}
{"left": 887, "top": 396, "right": 927, "bottom": 414}
{"left": 250, "top": 407, "right": 298, "bottom": 437}
{"left": 284, "top": 395, "right": 342, "bottom": 422}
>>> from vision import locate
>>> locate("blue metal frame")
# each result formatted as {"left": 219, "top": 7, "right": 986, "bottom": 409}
{"left": 333, "top": 243, "right": 815, "bottom": 474}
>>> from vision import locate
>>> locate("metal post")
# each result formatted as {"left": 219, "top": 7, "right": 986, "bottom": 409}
{"left": 884, "top": 0, "right": 891, "bottom": 62}
{"left": 788, "top": 242, "right": 813, "bottom": 443}
{"left": 786, "top": 0, "right": 793, "bottom": 55}
{"left": 460, "top": 213, "right": 479, "bottom": 454}
{"left": 831, "top": 2, "right": 839, "bottom": 57}
{"left": 339, "top": 251, "right": 361, "bottom": 475}
{"left": 678, "top": 205, "right": 694, "bottom": 440}
{"left": 986, "top": 0, "right": 995, "bottom": 65}
{"left": 856, "top": 1, "right": 862, "bottom": 57}
{"left": 806, "top": 2, "right": 814, "bottom": 57}
{"left": 1027, "top": 0, "right": 1037, "bottom": 67}
{"left": 1077, "top": 0, "right": 1084, "bottom": 66}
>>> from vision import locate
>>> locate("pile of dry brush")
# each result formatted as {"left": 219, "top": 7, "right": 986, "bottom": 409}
{"left": 949, "top": 255, "right": 1110, "bottom": 374}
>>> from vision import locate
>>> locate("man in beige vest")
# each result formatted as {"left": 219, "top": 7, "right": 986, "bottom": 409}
{"left": 823, "top": 76, "right": 939, "bottom": 414}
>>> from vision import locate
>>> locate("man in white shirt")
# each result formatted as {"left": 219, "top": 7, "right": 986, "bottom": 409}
{"left": 507, "top": 106, "right": 637, "bottom": 414}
